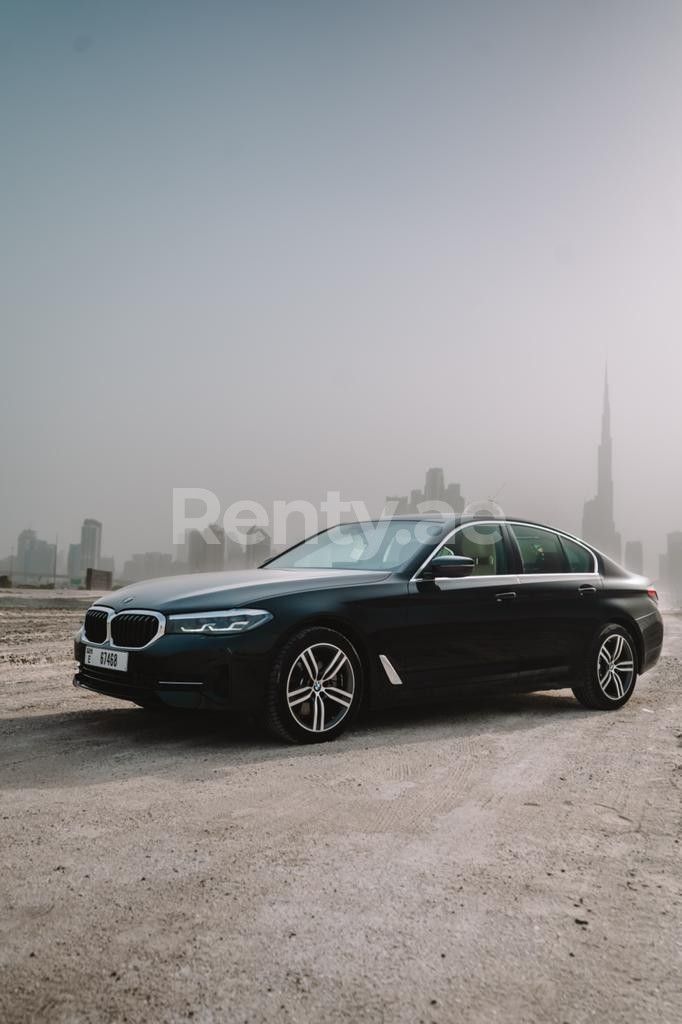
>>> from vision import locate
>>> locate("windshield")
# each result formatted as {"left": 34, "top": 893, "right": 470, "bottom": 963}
{"left": 265, "top": 521, "right": 447, "bottom": 572}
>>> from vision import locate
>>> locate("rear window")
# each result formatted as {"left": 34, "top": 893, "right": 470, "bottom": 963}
{"left": 560, "top": 536, "right": 595, "bottom": 573}
{"left": 510, "top": 525, "right": 568, "bottom": 574}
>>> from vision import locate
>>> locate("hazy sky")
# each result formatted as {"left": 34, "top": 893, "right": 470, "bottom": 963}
{"left": 3, "top": 0, "right": 682, "bottom": 573}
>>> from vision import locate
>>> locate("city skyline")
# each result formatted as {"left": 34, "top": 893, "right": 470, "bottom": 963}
{"left": 3, "top": 372, "right": 678, "bottom": 589}
{"left": 3, "top": 2, "right": 682, "bottom": 585}
{"left": 3, "top": 365, "right": 674, "bottom": 576}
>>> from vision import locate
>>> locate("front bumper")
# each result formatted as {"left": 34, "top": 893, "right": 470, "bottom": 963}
{"left": 73, "top": 633, "right": 271, "bottom": 711}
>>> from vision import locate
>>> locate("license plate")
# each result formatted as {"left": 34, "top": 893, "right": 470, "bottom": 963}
{"left": 84, "top": 647, "right": 128, "bottom": 672}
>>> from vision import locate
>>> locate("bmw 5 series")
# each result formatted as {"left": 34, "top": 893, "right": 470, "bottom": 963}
{"left": 73, "top": 516, "right": 663, "bottom": 743}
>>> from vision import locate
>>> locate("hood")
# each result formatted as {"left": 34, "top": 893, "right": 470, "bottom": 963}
{"left": 97, "top": 568, "right": 391, "bottom": 614}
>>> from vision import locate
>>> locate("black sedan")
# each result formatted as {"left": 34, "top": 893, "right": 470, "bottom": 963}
{"left": 74, "top": 516, "right": 663, "bottom": 743}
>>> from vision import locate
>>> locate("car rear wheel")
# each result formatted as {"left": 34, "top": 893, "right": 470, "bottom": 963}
{"left": 572, "top": 623, "right": 638, "bottom": 710}
{"left": 264, "top": 626, "right": 363, "bottom": 743}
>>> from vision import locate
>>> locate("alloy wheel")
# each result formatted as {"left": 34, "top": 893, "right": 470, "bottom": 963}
{"left": 597, "top": 633, "right": 635, "bottom": 701}
{"left": 286, "top": 642, "right": 355, "bottom": 733}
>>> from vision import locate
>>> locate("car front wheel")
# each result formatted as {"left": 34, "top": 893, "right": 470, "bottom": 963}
{"left": 572, "top": 623, "right": 638, "bottom": 710}
{"left": 264, "top": 626, "right": 363, "bottom": 743}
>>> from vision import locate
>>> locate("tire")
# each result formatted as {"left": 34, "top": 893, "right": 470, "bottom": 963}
{"left": 572, "top": 623, "right": 638, "bottom": 710}
{"left": 264, "top": 626, "right": 363, "bottom": 744}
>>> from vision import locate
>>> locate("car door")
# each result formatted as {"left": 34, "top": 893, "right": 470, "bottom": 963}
{"left": 398, "top": 521, "right": 521, "bottom": 691}
{"left": 506, "top": 523, "right": 603, "bottom": 684}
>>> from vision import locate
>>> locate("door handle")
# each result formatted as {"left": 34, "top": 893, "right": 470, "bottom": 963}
{"left": 578, "top": 585, "right": 597, "bottom": 595}
{"left": 496, "top": 591, "right": 517, "bottom": 602}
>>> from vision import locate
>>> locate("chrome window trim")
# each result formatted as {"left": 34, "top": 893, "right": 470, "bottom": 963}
{"left": 82, "top": 606, "right": 166, "bottom": 650}
{"left": 414, "top": 573, "right": 522, "bottom": 592}
{"left": 411, "top": 519, "right": 599, "bottom": 583}
{"left": 516, "top": 572, "right": 600, "bottom": 584}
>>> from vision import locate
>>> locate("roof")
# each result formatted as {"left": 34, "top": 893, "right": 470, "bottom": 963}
{"left": 345, "top": 514, "right": 589, "bottom": 543}
{"left": 350, "top": 514, "right": 559, "bottom": 529}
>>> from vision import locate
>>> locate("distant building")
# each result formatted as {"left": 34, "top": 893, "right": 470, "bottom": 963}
{"left": 658, "top": 551, "right": 668, "bottom": 589}
{"left": 225, "top": 534, "right": 246, "bottom": 570}
{"left": 15, "top": 528, "right": 56, "bottom": 582}
{"left": 122, "top": 552, "right": 173, "bottom": 584}
{"left": 187, "top": 524, "right": 226, "bottom": 573}
{"left": 385, "top": 467, "right": 465, "bottom": 516}
{"left": 582, "top": 369, "right": 621, "bottom": 562}
{"left": 385, "top": 495, "right": 409, "bottom": 515}
{"left": 80, "top": 519, "right": 102, "bottom": 576}
{"left": 660, "top": 532, "right": 682, "bottom": 605}
{"left": 17, "top": 529, "right": 37, "bottom": 572}
{"left": 204, "top": 523, "right": 226, "bottom": 571}
{"left": 623, "top": 541, "right": 643, "bottom": 576}
{"left": 187, "top": 531, "right": 206, "bottom": 572}
{"left": 56, "top": 547, "right": 67, "bottom": 577}
{"left": 244, "top": 526, "right": 271, "bottom": 569}
{"left": 67, "top": 543, "right": 82, "bottom": 582}
{"left": 442, "top": 481, "right": 466, "bottom": 514}
{"left": 424, "top": 467, "right": 445, "bottom": 502}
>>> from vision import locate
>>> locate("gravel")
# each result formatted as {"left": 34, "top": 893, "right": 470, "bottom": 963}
{"left": 1, "top": 607, "right": 681, "bottom": 1023}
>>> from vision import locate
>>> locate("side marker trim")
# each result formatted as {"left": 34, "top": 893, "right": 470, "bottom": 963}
{"left": 379, "top": 654, "right": 404, "bottom": 686}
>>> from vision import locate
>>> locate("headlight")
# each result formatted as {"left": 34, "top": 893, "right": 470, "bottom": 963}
{"left": 166, "top": 609, "right": 273, "bottom": 635}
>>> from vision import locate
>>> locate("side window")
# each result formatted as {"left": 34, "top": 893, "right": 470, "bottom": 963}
{"left": 449, "top": 523, "right": 509, "bottom": 576}
{"left": 510, "top": 525, "right": 568, "bottom": 574}
{"left": 560, "top": 536, "right": 595, "bottom": 573}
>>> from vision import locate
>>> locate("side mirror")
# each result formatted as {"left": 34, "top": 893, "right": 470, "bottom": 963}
{"left": 422, "top": 555, "right": 475, "bottom": 579}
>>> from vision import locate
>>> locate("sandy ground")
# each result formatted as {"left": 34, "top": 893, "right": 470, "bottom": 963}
{"left": 0, "top": 608, "right": 680, "bottom": 1024}
{"left": 0, "top": 589, "right": 105, "bottom": 609}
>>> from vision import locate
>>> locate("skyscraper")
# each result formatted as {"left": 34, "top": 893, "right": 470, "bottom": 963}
{"left": 225, "top": 533, "right": 245, "bottom": 570}
{"left": 582, "top": 369, "right": 621, "bottom": 562}
{"left": 80, "top": 519, "right": 102, "bottom": 575}
{"left": 67, "top": 543, "right": 81, "bottom": 582}
{"left": 187, "top": 530, "right": 206, "bottom": 572}
{"left": 660, "top": 531, "right": 682, "bottom": 604}
{"left": 244, "top": 527, "right": 271, "bottom": 569}
{"left": 385, "top": 468, "right": 465, "bottom": 516}
{"left": 17, "top": 529, "right": 37, "bottom": 573}
{"left": 424, "top": 467, "right": 445, "bottom": 502}
{"left": 187, "top": 524, "right": 226, "bottom": 572}
{"left": 204, "top": 523, "right": 226, "bottom": 572}
{"left": 122, "top": 552, "right": 173, "bottom": 583}
{"left": 15, "top": 529, "right": 56, "bottom": 582}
